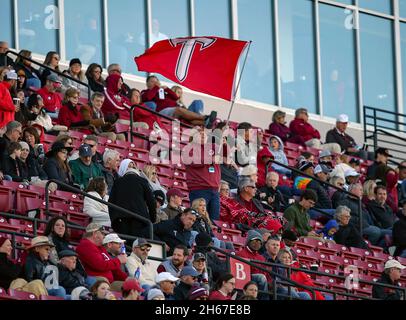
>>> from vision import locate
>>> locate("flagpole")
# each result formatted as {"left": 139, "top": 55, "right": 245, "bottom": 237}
{"left": 225, "top": 40, "right": 252, "bottom": 125}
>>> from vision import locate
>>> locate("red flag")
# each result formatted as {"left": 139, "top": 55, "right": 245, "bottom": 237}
{"left": 134, "top": 36, "right": 249, "bottom": 101}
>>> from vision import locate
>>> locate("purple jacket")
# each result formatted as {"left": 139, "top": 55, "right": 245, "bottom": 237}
{"left": 269, "top": 122, "right": 305, "bottom": 146}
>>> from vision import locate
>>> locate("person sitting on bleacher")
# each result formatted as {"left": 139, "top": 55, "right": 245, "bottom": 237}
{"left": 27, "top": 94, "right": 68, "bottom": 134}
{"left": 1, "top": 142, "right": 26, "bottom": 182}
{"left": 268, "top": 135, "right": 291, "bottom": 176}
{"left": 173, "top": 266, "right": 200, "bottom": 301}
{"left": 42, "top": 141, "right": 74, "bottom": 188}
{"left": 153, "top": 190, "right": 168, "bottom": 223}
{"left": 325, "top": 114, "right": 368, "bottom": 160}
{"left": 62, "top": 58, "right": 89, "bottom": 98}
{"left": 85, "top": 63, "right": 106, "bottom": 94}
{"left": 44, "top": 216, "right": 74, "bottom": 265}
{"left": 141, "top": 75, "right": 217, "bottom": 128}
{"left": 163, "top": 188, "right": 184, "bottom": 220}
{"left": 83, "top": 177, "right": 111, "bottom": 228}
{"left": 268, "top": 110, "right": 303, "bottom": 145}
{"left": 101, "top": 149, "right": 120, "bottom": 194}
{"left": 374, "top": 165, "right": 399, "bottom": 213}
{"left": 102, "top": 234, "right": 129, "bottom": 285}
{"left": 283, "top": 189, "right": 321, "bottom": 238}
{"left": 14, "top": 50, "right": 41, "bottom": 89}
{"left": 58, "top": 88, "right": 104, "bottom": 135}
{"left": 366, "top": 147, "right": 391, "bottom": 180}
{"left": 154, "top": 209, "right": 196, "bottom": 256}
{"left": 57, "top": 249, "right": 90, "bottom": 295}
{"left": 81, "top": 92, "right": 123, "bottom": 142}
{"left": 24, "top": 236, "right": 67, "bottom": 298}
{"left": 333, "top": 205, "right": 369, "bottom": 249}
{"left": 129, "top": 88, "right": 163, "bottom": 131}
{"left": 0, "top": 236, "right": 48, "bottom": 298}
{"left": 75, "top": 223, "right": 127, "bottom": 286}
{"left": 37, "top": 74, "right": 63, "bottom": 118}
{"left": 235, "top": 122, "right": 258, "bottom": 167}
{"left": 372, "top": 259, "right": 405, "bottom": 300}
{"left": 366, "top": 185, "right": 396, "bottom": 233}
{"left": 157, "top": 244, "right": 190, "bottom": 277}
{"left": 256, "top": 146, "right": 274, "bottom": 188}
{"left": 289, "top": 108, "right": 340, "bottom": 154}
{"left": 22, "top": 126, "right": 46, "bottom": 164}
{"left": 258, "top": 172, "right": 288, "bottom": 213}
{"left": 69, "top": 144, "right": 103, "bottom": 190}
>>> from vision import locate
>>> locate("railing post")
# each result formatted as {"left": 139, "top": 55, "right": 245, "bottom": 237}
{"left": 358, "top": 196, "right": 363, "bottom": 238}
{"left": 373, "top": 108, "right": 378, "bottom": 150}
{"left": 130, "top": 105, "right": 135, "bottom": 143}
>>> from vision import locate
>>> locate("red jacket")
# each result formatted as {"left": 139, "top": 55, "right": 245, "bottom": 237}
{"left": 75, "top": 238, "right": 127, "bottom": 283}
{"left": 238, "top": 247, "right": 271, "bottom": 281}
{"left": 141, "top": 86, "right": 178, "bottom": 112}
{"left": 133, "top": 104, "right": 163, "bottom": 129}
{"left": 185, "top": 144, "right": 221, "bottom": 191}
{"left": 102, "top": 74, "right": 132, "bottom": 120}
{"left": 289, "top": 118, "right": 320, "bottom": 143}
{"left": 57, "top": 102, "right": 91, "bottom": 134}
{"left": 290, "top": 269, "right": 325, "bottom": 300}
{"left": 208, "top": 290, "right": 231, "bottom": 300}
{"left": 0, "top": 81, "right": 15, "bottom": 128}
{"left": 37, "top": 87, "right": 62, "bottom": 113}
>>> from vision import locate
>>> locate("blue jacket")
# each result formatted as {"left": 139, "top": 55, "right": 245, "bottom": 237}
{"left": 269, "top": 135, "right": 291, "bottom": 175}
{"left": 317, "top": 219, "right": 339, "bottom": 240}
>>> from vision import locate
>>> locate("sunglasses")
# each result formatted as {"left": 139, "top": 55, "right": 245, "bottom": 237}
{"left": 139, "top": 247, "right": 151, "bottom": 252}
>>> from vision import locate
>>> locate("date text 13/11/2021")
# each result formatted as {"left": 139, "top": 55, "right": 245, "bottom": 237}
{"left": 155, "top": 305, "right": 251, "bottom": 318}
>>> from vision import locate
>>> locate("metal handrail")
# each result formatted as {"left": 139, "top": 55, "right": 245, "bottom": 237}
{"left": 266, "top": 159, "right": 363, "bottom": 234}
{"left": 129, "top": 103, "right": 193, "bottom": 143}
{"left": 44, "top": 179, "right": 154, "bottom": 240}
{"left": 5, "top": 50, "right": 91, "bottom": 100}
{"left": 207, "top": 246, "right": 317, "bottom": 300}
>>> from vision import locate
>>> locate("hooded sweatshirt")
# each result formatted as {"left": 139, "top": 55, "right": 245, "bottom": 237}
{"left": 0, "top": 81, "right": 15, "bottom": 128}
{"left": 268, "top": 135, "right": 291, "bottom": 176}
{"left": 317, "top": 219, "right": 339, "bottom": 240}
{"left": 102, "top": 74, "right": 131, "bottom": 120}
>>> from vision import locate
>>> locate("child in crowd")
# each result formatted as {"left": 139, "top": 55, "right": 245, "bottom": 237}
{"left": 317, "top": 219, "right": 339, "bottom": 242}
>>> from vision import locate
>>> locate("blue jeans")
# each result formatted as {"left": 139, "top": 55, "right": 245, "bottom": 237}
{"left": 308, "top": 209, "right": 336, "bottom": 220}
{"left": 277, "top": 287, "right": 311, "bottom": 300}
{"left": 187, "top": 100, "right": 204, "bottom": 114}
{"left": 144, "top": 101, "right": 157, "bottom": 111}
{"left": 251, "top": 274, "right": 269, "bottom": 300}
{"left": 189, "top": 189, "right": 220, "bottom": 221}
{"left": 363, "top": 226, "right": 392, "bottom": 246}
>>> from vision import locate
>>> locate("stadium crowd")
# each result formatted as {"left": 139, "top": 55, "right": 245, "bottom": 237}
{"left": 0, "top": 43, "right": 405, "bottom": 300}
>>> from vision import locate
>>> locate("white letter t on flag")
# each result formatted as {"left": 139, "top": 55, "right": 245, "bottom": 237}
{"left": 169, "top": 37, "right": 216, "bottom": 82}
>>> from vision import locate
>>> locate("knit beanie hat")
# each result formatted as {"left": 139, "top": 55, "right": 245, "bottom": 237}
{"left": 195, "top": 232, "right": 212, "bottom": 247}
{"left": 188, "top": 284, "right": 209, "bottom": 300}
{"left": 246, "top": 229, "right": 263, "bottom": 245}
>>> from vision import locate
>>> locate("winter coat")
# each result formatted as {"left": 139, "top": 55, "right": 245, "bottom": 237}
{"left": 1, "top": 156, "right": 27, "bottom": 182}
{"left": 283, "top": 202, "right": 312, "bottom": 237}
{"left": 24, "top": 252, "right": 56, "bottom": 282}
{"left": 238, "top": 247, "right": 270, "bottom": 281}
{"left": 47, "top": 234, "right": 74, "bottom": 265}
{"left": 37, "top": 87, "right": 62, "bottom": 113}
{"left": 57, "top": 102, "right": 92, "bottom": 134}
{"left": 69, "top": 158, "right": 103, "bottom": 190}
{"left": 325, "top": 128, "right": 357, "bottom": 153}
{"left": 268, "top": 121, "right": 305, "bottom": 145}
{"left": 43, "top": 157, "right": 74, "bottom": 187}
{"left": 290, "top": 269, "right": 325, "bottom": 300}
{"left": 333, "top": 223, "right": 369, "bottom": 249}
{"left": 372, "top": 272, "right": 403, "bottom": 300}
{"left": 0, "top": 252, "right": 22, "bottom": 289}
{"left": 57, "top": 264, "right": 87, "bottom": 294}
{"left": 174, "top": 281, "right": 193, "bottom": 301}
{"left": 0, "top": 81, "right": 15, "bottom": 128}
{"left": 366, "top": 200, "right": 395, "bottom": 229}
{"left": 289, "top": 118, "right": 320, "bottom": 143}
{"left": 101, "top": 74, "right": 131, "bottom": 120}
{"left": 154, "top": 215, "right": 192, "bottom": 255}
{"left": 393, "top": 215, "right": 406, "bottom": 257}
{"left": 163, "top": 205, "right": 183, "bottom": 220}
{"left": 83, "top": 191, "right": 111, "bottom": 227}
{"left": 337, "top": 196, "right": 372, "bottom": 231}
{"left": 109, "top": 171, "right": 156, "bottom": 234}
{"left": 268, "top": 135, "right": 290, "bottom": 175}
{"left": 317, "top": 219, "right": 339, "bottom": 241}
{"left": 75, "top": 238, "right": 127, "bottom": 283}
{"left": 258, "top": 185, "right": 287, "bottom": 213}
{"left": 307, "top": 180, "right": 332, "bottom": 209}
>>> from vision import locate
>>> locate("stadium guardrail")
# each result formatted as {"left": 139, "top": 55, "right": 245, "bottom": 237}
{"left": 4, "top": 50, "right": 91, "bottom": 101}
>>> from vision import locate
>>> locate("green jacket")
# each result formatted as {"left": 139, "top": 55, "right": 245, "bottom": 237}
{"left": 69, "top": 158, "right": 103, "bottom": 190}
{"left": 283, "top": 202, "right": 312, "bottom": 237}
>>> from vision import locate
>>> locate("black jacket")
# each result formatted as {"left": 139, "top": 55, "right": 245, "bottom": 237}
{"left": 192, "top": 217, "right": 214, "bottom": 238}
{"left": 372, "top": 272, "right": 403, "bottom": 300}
{"left": 393, "top": 215, "right": 406, "bottom": 257}
{"left": 367, "top": 161, "right": 382, "bottom": 180}
{"left": 154, "top": 215, "right": 192, "bottom": 255}
{"left": 338, "top": 196, "right": 372, "bottom": 231}
{"left": 20, "top": 156, "right": 48, "bottom": 181}
{"left": 307, "top": 180, "right": 332, "bottom": 209}
{"left": 258, "top": 186, "right": 287, "bottom": 212}
{"left": 333, "top": 223, "right": 369, "bottom": 250}
{"left": 331, "top": 190, "right": 347, "bottom": 209}
{"left": 173, "top": 281, "right": 192, "bottom": 301}
{"left": 24, "top": 252, "right": 56, "bottom": 282}
{"left": 101, "top": 166, "right": 117, "bottom": 195}
{"left": 57, "top": 264, "right": 87, "bottom": 294}
{"left": 0, "top": 252, "right": 22, "bottom": 289}
{"left": 109, "top": 172, "right": 156, "bottom": 228}
{"left": 1, "top": 156, "right": 27, "bottom": 182}
{"left": 43, "top": 157, "right": 74, "bottom": 186}
{"left": 325, "top": 129, "right": 357, "bottom": 153}
{"left": 0, "top": 134, "right": 12, "bottom": 170}
{"left": 366, "top": 200, "right": 395, "bottom": 229}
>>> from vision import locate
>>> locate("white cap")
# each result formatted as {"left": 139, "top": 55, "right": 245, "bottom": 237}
{"left": 337, "top": 114, "right": 349, "bottom": 123}
{"left": 6, "top": 70, "right": 18, "bottom": 80}
{"left": 384, "top": 259, "right": 406, "bottom": 270}
{"left": 155, "top": 272, "right": 179, "bottom": 283}
{"left": 102, "top": 233, "right": 126, "bottom": 245}
{"left": 344, "top": 169, "right": 360, "bottom": 178}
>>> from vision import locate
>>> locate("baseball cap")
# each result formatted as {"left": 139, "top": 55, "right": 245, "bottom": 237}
{"left": 47, "top": 73, "right": 62, "bottom": 83}
{"left": 298, "top": 161, "right": 314, "bottom": 172}
{"left": 384, "top": 259, "right": 406, "bottom": 270}
{"left": 155, "top": 272, "right": 179, "bottom": 283}
{"left": 59, "top": 250, "right": 78, "bottom": 258}
{"left": 314, "top": 164, "right": 332, "bottom": 175}
{"left": 102, "top": 233, "right": 126, "bottom": 245}
{"left": 193, "top": 252, "right": 206, "bottom": 262}
{"left": 166, "top": 188, "right": 184, "bottom": 199}
{"left": 344, "top": 169, "right": 360, "bottom": 178}
{"left": 122, "top": 278, "right": 144, "bottom": 293}
{"left": 179, "top": 266, "right": 200, "bottom": 277}
{"left": 153, "top": 190, "right": 166, "bottom": 205}
{"left": 132, "top": 238, "right": 152, "bottom": 248}
{"left": 5, "top": 70, "right": 18, "bottom": 80}
{"left": 375, "top": 147, "right": 392, "bottom": 158}
{"left": 79, "top": 144, "right": 93, "bottom": 157}
{"left": 337, "top": 114, "right": 349, "bottom": 123}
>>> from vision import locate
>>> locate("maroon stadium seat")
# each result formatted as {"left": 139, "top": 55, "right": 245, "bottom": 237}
{"left": 8, "top": 289, "right": 37, "bottom": 300}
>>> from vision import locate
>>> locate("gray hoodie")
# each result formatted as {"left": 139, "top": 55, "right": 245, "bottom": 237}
{"left": 268, "top": 135, "right": 291, "bottom": 175}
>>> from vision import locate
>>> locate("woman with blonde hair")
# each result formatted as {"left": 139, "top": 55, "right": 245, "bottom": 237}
{"left": 40, "top": 51, "right": 61, "bottom": 86}
{"left": 141, "top": 164, "right": 167, "bottom": 198}
{"left": 171, "top": 85, "right": 204, "bottom": 114}
{"left": 363, "top": 179, "right": 377, "bottom": 205}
